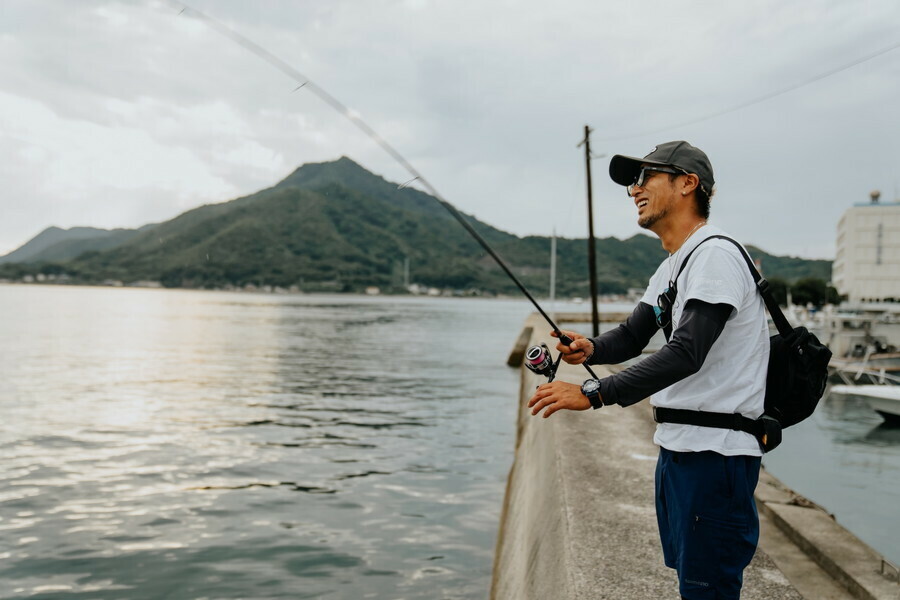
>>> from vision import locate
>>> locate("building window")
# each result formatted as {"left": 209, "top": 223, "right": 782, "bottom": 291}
{"left": 876, "top": 223, "right": 883, "bottom": 265}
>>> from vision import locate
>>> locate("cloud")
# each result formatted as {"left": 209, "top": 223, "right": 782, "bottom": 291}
{"left": 1, "top": 0, "right": 898, "bottom": 260}
{"left": 0, "top": 91, "right": 238, "bottom": 252}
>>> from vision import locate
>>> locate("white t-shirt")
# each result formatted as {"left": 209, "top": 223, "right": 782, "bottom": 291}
{"left": 639, "top": 224, "right": 769, "bottom": 456}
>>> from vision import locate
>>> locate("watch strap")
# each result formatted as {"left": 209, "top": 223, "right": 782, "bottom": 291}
{"left": 582, "top": 379, "right": 603, "bottom": 409}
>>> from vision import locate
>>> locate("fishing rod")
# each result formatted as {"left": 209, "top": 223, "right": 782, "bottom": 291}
{"left": 169, "top": 1, "right": 599, "bottom": 381}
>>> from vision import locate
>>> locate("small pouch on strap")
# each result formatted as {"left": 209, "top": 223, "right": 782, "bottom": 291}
{"left": 755, "top": 415, "right": 782, "bottom": 453}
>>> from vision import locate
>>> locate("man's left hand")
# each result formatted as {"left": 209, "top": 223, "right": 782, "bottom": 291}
{"left": 528, "top": 381, "right": 592, "bottom": 418}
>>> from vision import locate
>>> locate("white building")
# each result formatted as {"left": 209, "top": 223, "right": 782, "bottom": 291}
{"left": 833, "top": 192, "right": 900, "bottom": 303}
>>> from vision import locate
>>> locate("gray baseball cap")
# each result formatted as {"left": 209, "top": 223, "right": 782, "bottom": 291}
{"left": 609, "top": 141, "right": 715, "bottom": 195}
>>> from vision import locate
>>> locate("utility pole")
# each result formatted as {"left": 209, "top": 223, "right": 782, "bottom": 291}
{"left": 578, "top": 125, "right": 600, "bottom": 337}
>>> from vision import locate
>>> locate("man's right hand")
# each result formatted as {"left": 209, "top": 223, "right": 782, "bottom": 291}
{"left": 551, "top": 330, "right": 595, "bottom": 365}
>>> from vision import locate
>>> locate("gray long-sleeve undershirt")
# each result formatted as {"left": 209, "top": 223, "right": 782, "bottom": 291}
{"left": 588, "top": 300, "right": 734, "bottom": 407}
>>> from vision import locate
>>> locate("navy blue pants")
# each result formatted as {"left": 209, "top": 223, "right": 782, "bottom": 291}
{"left": 655, "top": 448, "right": 761, "bottom": 599}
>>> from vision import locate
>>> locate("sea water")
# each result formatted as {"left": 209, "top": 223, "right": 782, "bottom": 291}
{"left": 1, "top": 285, "right": 897, "bottom": 600}
{"left": 0, "top": 285, "right": 532, "bottom": 599}
{"left": 762, "top": 388, "right": 900, "bottom": 566}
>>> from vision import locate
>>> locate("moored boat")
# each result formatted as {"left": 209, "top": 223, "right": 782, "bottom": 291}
{"left": 830, "top": 384, "right": 900, "bottom": 423}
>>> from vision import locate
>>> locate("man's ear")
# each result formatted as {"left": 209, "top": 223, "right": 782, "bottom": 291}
{"left": 680, "top": 173, "right": 699, "bottom": 196}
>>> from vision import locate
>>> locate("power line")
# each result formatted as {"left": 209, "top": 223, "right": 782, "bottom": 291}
{"left": 598, "top": 38, "right": 900, "bottom": 142}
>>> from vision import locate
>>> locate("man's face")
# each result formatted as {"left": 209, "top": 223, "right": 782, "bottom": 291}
{"left": 631, "top": 166, "right": 680, "bottom": 230}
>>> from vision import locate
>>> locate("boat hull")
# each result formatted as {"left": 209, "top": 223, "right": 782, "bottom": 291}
{"left": 866, "top": 397, "right": 900, "bottom": 423}
{"left": 830, "top": 384, "right": 900, "bottom": 423}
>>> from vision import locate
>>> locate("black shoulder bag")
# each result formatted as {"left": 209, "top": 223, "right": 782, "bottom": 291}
{"left": 652, "top": 235, "right": 832, "bottom": 453}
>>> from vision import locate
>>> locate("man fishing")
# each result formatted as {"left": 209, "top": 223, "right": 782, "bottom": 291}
{"left": 528, "top": 141, "right": 768, "bottom": 600}
{"left": 164, "top": 7, "right": 778, "bottom": 597}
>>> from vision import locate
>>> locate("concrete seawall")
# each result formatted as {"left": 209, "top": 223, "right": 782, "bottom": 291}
{"left": 492, "top": 314, "right": 899, "bottom": 599}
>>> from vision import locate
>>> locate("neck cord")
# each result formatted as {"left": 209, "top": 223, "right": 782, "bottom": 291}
{"left": 668, "top": 220, "right": 707, "bottom": 282}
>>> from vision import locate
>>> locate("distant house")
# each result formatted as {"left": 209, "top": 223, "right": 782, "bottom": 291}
{"left": 833, "top": 192, "right": 900, "bottom": 303}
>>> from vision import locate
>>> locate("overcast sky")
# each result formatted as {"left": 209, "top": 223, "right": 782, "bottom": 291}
{"left": 2, "top": 0, "right": 898, "bottom": 260}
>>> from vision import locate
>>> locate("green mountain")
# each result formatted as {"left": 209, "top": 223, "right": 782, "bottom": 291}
{"left": 745, "top": 248, "right": 831, "bottom": 282}
{"left": 0, "top": 157, "right": 831, "bottom": 294}
{"left": 0, "top": 226, "right": 152, "bottom": 264}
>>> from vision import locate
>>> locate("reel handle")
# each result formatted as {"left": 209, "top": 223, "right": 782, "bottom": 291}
{"left": 547, "top": 353, "right": 564, "bottom": 383}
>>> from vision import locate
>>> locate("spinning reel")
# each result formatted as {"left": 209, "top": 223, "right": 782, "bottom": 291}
{"left": 524, "top": 342, "right": 563, "bottom": 382}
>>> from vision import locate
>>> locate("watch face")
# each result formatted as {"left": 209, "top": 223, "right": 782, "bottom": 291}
{"left": 582, "top": 379, "right": 600, "bottom": 394}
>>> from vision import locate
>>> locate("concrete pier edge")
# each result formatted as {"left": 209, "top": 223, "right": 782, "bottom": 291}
{"left": 492, "top": 314, "right": 899, "bottom": 600}
{"left": 755, "top": 470, "right": 899, "bottom": 600}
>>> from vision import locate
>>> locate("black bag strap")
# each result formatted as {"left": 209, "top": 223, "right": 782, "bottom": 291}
{"left": 653, "top": 406, "right": 781, "bottom": 453}
{"left": 652, "top": 406, "right": 759, "bottom": 435}
{"left": 669, "top": 234, "right": 793, "bottom": 336}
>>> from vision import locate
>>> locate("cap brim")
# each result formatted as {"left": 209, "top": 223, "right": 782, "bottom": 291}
{"left": 608, "top": 154, "right": 673, "bottom": 187}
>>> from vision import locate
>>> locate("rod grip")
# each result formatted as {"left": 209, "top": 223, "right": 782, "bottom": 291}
{"left": 556, "top": 331, "right": 600, "bottom": 379}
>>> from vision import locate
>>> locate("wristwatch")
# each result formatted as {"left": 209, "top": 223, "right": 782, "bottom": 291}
{"left": 581, "top": 378, "right": 603, "bottom": 409}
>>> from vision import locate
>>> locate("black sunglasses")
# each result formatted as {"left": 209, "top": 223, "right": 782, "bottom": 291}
{"left": 654, "top": 282, "right": 678, "bottom": 328}
{"left": 627, "top": 166, "right": 686, "bottom": 197}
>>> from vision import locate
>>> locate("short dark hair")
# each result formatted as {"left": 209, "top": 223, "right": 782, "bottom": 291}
{"left": 668, "top": 173, "right": 712, "bottom": 218}
{"left": 695, "top": 187, "right": 712, "bottom": 219}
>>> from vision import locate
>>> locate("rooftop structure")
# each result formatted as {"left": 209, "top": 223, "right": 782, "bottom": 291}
{"left": 833, "top": 191, "right": 900, "bottom": 303}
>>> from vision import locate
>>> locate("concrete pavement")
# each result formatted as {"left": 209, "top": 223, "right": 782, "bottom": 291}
{"left": 492, "top": 316, "right": 897, "bottom": 599}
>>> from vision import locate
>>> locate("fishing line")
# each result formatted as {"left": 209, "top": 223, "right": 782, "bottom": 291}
{"left": 168, "top": 1, "right": 598, "bottom": 379}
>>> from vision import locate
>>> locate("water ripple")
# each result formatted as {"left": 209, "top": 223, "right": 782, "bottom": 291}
{"left": 186, "top": 482, "right": 338, "bottom": 494}
{"left": 0, "top": 289, "right": 531, "bottom": 599}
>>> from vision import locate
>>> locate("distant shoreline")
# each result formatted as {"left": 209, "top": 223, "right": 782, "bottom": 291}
{"left": 0, "top": 280, "right": 645, "bottom": 304}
